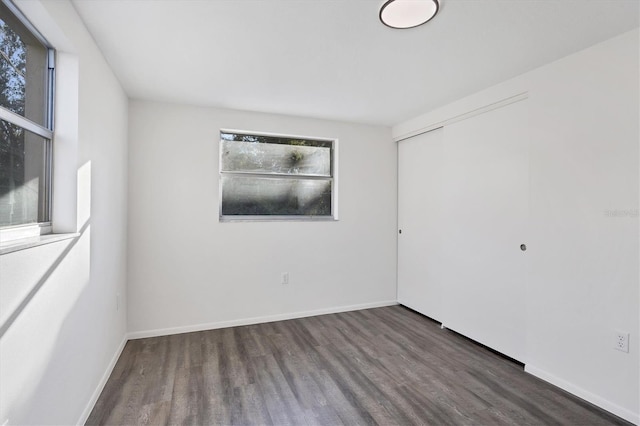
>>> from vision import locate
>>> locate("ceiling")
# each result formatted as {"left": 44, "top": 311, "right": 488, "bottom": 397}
{"left": 71, "top": 0, "right": 639, "bottom": 127}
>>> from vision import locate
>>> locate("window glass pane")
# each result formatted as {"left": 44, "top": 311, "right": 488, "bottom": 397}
{"left": 221, "top": 176, "right": 331, "bottom": 216}
{"left": 221, "top": 132, "right": 332, "bottom": 148}
{"left": 0, "top": 3, "right": 48, "bottom": 127}
{"left": 221, "top": 140, "right": 331, "bottom": 176}
{"left": 0, "top": 119, "right": 49, "bottom": 226}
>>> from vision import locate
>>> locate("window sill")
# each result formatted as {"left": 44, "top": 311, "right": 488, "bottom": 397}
{"left": 220, "top": 216, "right": 339, "bottom": 222}
{"left": 0, "top": 233, "right": 80, "bottom": 256}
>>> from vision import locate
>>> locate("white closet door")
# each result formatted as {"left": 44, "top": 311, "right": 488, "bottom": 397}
{"left": 398, "top": 128, "right": 444, "bottom": 321}
{"left": 441, "top": 100, "right": 529, "bottom": 362}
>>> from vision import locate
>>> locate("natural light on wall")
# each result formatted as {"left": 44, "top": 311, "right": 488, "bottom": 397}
{"left": 379, "top": 0, "right": 440, "bottom": 29}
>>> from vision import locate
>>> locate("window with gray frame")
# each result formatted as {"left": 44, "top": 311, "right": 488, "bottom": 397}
{"left": 0, "top": 0, "right": 55, "bottom": 229}
{"left": 219, "top": 131, "right": 336, "bottom": 220}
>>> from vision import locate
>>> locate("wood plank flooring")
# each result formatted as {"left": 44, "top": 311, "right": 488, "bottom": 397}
{"left": 87, "top": 306, "right": 630, "bottom": 425}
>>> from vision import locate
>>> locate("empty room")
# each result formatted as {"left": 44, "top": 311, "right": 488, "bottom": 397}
{"left": 0, "top": 0, "right": 638, "bottom": 424}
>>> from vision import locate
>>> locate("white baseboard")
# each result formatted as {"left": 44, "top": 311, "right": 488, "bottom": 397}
{"left": 77, "top": 335, "right": 128, "bottom": 425}
{"left": 127, "top": 300, "right": 399, "bottom": 340}
{"left": 525, "top": 364, "right": 639, "bottom": 425}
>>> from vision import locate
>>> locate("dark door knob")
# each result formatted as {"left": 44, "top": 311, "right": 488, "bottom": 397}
{"left": 399, "top": 229, "right": 402, "bottom": 234}
{"left": 520, "top": 244, "right": 527, "bottom": 251}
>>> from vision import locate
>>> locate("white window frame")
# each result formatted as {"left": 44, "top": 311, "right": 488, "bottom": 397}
{"left": 219, "top": 129, "right": 339, "bottom": 222}
{"left": 0, "top": 0, "right": 55, "bottom": 241}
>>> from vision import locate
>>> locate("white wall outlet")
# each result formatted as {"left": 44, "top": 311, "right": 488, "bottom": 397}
{"left": 281, "top": 272, "right": 289, "bottom": 285}
{"left": 614, "top": 331, "right": 629, "bottom": 353}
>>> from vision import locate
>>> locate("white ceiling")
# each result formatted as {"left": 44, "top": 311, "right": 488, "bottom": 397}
{"left": 71, "top": 0, "right": 639, "bottom": 126}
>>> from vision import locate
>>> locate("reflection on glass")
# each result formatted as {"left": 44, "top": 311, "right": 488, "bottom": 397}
{"left": 221, "top": 140, "right": 331, "bottom": 176}
{"left": 0, "top": 119, "right": 49, "bottom": 226}
{"left": 221, "top": 176, "right": 331, "bottom": 216}
{"left": 221, "top": 132, "right": 332, "bottom": 148}
{"left": 0, "top": 5, "right": 49, "bottom": 127}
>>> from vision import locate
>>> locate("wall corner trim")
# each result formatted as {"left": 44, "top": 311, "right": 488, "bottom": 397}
{"left": 77, "top": 335, "right": 128, "bottom": 425}
{"left": 393, "top": 91, "right": 529, "bottom": 143}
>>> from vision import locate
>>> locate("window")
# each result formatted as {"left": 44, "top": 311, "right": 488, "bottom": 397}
{"left": 219, "top": 130, "right": 337, "bottom": 220}
{"left": 0, "top": 0, "right": 54, "bottom": 231}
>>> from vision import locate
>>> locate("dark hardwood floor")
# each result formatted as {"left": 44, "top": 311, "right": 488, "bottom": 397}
{"left": 87, "top": 306, "right": 629, "bottom": 425}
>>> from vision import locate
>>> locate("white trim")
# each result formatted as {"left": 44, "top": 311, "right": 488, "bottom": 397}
{"left": 1, "top": 0, "right": 52, "bottom": 47}
{"left": 525, "top": 364, "right": 639, "bottom": 425}
{"left": 0, "top": 231, "right": 78, "bottom": 256}
{"left": 220, "top": 128, "right": 336, "bottom": 143}
{"left": 0, "top": 222, "right": 51, "bottom": 242}
{"left": 393, "top": 92, "right": 529, "bottom": 142}
{"left": 0, "top": 107, "right": 53, "bottom": 140}
{"left": 128, "top": 300, "right": 398, "bottom": 340}
{"left": 220, "top": 215, "right": 337, "bottom": 222}
{"left": 332, "top": 137, "right": 339, "bottom": 220}
{"left": 77, "top": 336, "right": 128, "bottom": 426}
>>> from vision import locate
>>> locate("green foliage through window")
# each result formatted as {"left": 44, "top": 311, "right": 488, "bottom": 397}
{"left": 0, "top": 1, "right": 53, "bottom": 228}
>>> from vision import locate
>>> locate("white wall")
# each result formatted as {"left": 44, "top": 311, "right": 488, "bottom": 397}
{"left": 393, "top": 29, "right": 639, "bottom": 423}
{"left": 127, "top": 101, "right": 397, "bottom": 336}
{"left": 0, "top": 1, "right": 128, "bottom": 424}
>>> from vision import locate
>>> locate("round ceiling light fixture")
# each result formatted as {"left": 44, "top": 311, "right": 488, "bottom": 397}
{"left": 379, "top": 0, "right": 440, "bottom": 29}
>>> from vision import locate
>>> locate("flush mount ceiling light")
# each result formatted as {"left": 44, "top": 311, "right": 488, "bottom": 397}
{"left": 379, "top": 0, "right": 440, "bottom": 29}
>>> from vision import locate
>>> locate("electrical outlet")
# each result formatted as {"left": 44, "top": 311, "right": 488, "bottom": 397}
{"left": 281, "top": 272, "right": 289, "bottom": 285}
{"left": 614, "top": 331, "right": 629, "bottom": 353}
